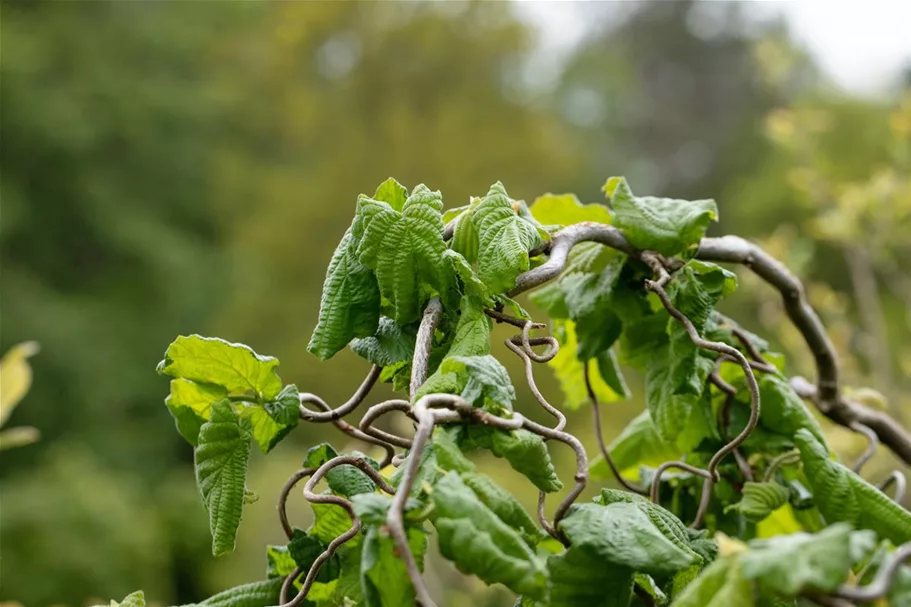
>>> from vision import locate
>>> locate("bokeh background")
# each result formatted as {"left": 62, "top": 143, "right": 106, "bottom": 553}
{"left": 2, "top": 1, "right": 910, "bottom": 605}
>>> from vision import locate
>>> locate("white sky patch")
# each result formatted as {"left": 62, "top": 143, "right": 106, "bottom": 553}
{"left": 513, "top": 0, "right": 911, "bottom": 95}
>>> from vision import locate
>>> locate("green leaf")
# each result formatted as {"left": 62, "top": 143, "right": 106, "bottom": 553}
{"left": 559, "top": 502, "right": 700, "bottom": 575}
{"left": 549, "top": 320, "right": 624, "bottom": 410}
{"left": 590, "top": 410, "right": 679, "bottom": 480}
{"left": 445, "top": 249, "right": 491, "bottom": 302}
{"left": 740, "top": 523, "right": 876, "bottom": 595}
{"left": 528, "top": 282, "right": 569, "bottom": 319}
{"left": 528, "top": 193, "right": 613, "bottom": 227}
{"left": 596, "top": 488, "right": 707, "bottom": 566}
{"left": 461, "top": 426, "right": 563, "bottom": 493}
{"left": 724, "top": 482, "right": 791, "bottom": 523}
{"left": 432, "top": 472, "right": 548, "bottom": 599}
{"left": 758, "top": 373, "right": 826, "bottom": 446}
{"left": 645, "top": 348, "right": 714, "bottom": 448}
{"left": 595, "top": 348, "right": 630, "bottom": 398}
{"left": 165, "top": 378, "right": 226, "bottom": 445}
{"left": 604, "top": 176, "right": 718, "bottom": 256}
{"left": 432, "top": 427, "right": 477, "bottom": 473}
{"left": 472, "top": 182, "right": 543, "bottom": 293}
{"left": 635, "top": 573, "right": 669, "bottom": 606}
{"left": 176, "top": 579, "right": 284, "bottom": 607}
{"left": 460, "top": 472, "right": 539, "bottom": 541}
{"left": 240, "top": 384, "right": 300, "bottom": 454}
{"left": 97, "top": 591, "right": 145, "bottom": 607}
{"left": 289, "top": 528, "right": 341, "bottom": 583}
{"left": 350, "top": 316, "right": 417, "bottom": 367}
{"left": 546, "top": 548, "right": 635, "bottom": 607}
{"left": 355, "top": 184, "right": 453, "bottom": 324}
{"left": 265, "top": 545, "right": 296, "bottom": 579}
{"left": 309, "top": 501, "right": 356, "bottom": 545}
{"left": 194, "top": 401, "right": 252, "bottom": 557}
{"left": 438, "top": 354, "right": 515, "bottom": 413}
{"left": 795, "top": 429, "right": 911, "bottom": 545}
{"left": 361, "top": 525, "right": 427, "bottom": 607}
{"left": 857, "top": 541, "right": 911, "bottom": 606}
{"left": 303, "top": 444, "right": 378, "bottom": 497}
{"left": 308, "top": 227, "right": 381, "bottom": 360}
{"left": 558, "top": 257, "right": 625, "bottom": 359}
{"left": 372, "top": 177, "right": 408, "bottom": 210}
{"left": 158, "top": 335, "right": 283, "bottom": 400}
{"left": 452, "top": 208, "right": 480, "bottom": 264}
{"left": 671, "top": 558, "right": 754, "bottom": 607}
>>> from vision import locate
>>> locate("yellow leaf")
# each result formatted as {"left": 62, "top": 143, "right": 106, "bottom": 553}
{"left": 0, "top": 341, "right": 40, "bottom": 427}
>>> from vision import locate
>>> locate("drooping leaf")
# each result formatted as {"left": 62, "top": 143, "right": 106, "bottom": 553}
{"left": 432, "top": 472, "right": 548, "bottom": 599}
{"left": 795, "top": 429, "right": 911, "bottom": 545}
{"left": 309, "top": 501, "right": 356, "bottom": 545}
{"left": 240, "top": 384, "right": 300, "bottom": 454}
{"left": 164, "top": 378, "right": 226, "bottom": 445}
{"left": 645, "top": 348, "right": 714, "bottom": 448}
{"left": 432, "top": 427, "right": 477, "bottom": 473}
{"left": 174, "top": 579, "right": 284, "bottom": 607}
{"left": 307, "top": 227, "right": 381, "bottom": 360}
{"left": 158, "top": 335, "right": 283, "bottom": 400}
{"left": 0, "top": 340, "right": 40, "bottom": 426}
{"left": 635, "top": 573, "right": 669, "bottom": 606}
{"left": 303, "top": 443, "right": 378, "bottom": 497}
{"left": 670, "top": 558, "right": 754, "bottom": 607}
{"left": 194, "top": 401, "right": 253, "bottom": 557}
{"left": 590, "top": 410, "right": 679, "bottom": 480}
{"left": 528, "top": 193, "right": 613, "bottom": 227}
{"left": 472, "top": 182, "right": 543, "bottom": 293}
{"left": 559, "top": 502, "right": 700, "bottom": 576}
{"left": 604, "top": 176, "right": 718, "bottom": 256}
{"left": 757, "top": 373, "right": 826, "bottom": 446}
{"left": 460, "top": 472, "right": 539, "bottom": 541}
{"left": 739, "top": 523, "right": 877, "bottom": 595}
{"left": 724, "top": 482, "right": 791, "bottom": 523}
{"left": 460, "top": 426, "right": 563, "bottom": 493}
{"left": 595, "top": 348, "right": 630, "bottom": 398}
{"left": 558, "top": 257, "right": 625, "bottom": 359}
{"left": 350, "top": 316, "right": 417, "bottom": 367}
{"left": 361, "top": 525, "right": 427, "bottom": 607}
{"left": 355, "top": 184, "right": 454, "bottom": 324}
{"left": 546, "top": 547, "right": 635, "bottom": 607}
{"left": 438, "top": 354, "right": 515, "bottom": 413}
{"left": 288, "top": 529, "right": 341, "bottom": 584}
{"left": 445, "top": 249, "right": 491, "bottom": 302}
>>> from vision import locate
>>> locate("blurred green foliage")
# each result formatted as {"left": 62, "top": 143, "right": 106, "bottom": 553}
{"left": 1, "top": 1, "right": 907, "bottom": 605}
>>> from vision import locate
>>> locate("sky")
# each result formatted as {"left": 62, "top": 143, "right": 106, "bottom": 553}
{"left": 514, "top": 0, "right": 911, "bottom": 95}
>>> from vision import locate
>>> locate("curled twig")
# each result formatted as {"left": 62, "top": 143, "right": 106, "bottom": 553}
{"left": 831, "top": 542, "right": 911, "bottom": 602}
{"left": 878, "top": 470, "right": 907, "bottom": 503}
{"left": 849, "top": 421, "right": 879, "bottom": 474}
{"left": 299, "top": 365, "right": 382, "bottom": 422}
{"left": 278, "top": 468, "right": 316, "bottom": 540}
{"left": 505, "top": 331, "right": 565, "bottom": 432}
{"left": 358, "top": 399, "right": 416, "bottom": 451}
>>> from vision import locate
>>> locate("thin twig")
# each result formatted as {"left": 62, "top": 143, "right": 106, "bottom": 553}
{"left": 278, "top": 468, "right": 316, "bottom": 540}
{"left": 358, "top": 399, "right": 416, "bottom": 450}
{"left": 832, "top": 542, "right": 911, "bottom": 602}
{"left": 505, "top": 331, "right": 565, "bottom": 431}
{"left": 878, "top": 470, "right": 907, "bottom": 503}
{"left": 762, "top": 449, "right": 800, "bottom": 483}
{"left": 583, "top": 363, "right": 647, "bottom": 495}
{"left": 849, "top": 421, "right": 879, "bottom": 474}
{"left": 299, "top": 365, "right": 381, "bottom": 422}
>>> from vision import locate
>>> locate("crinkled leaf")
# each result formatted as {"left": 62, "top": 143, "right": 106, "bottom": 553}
{"left": 240, "top": 384, "right": 300, "bottom": 454}
{"left": 795, "top": 429, "right": 911, "bottom": 545}
{"left": 308, "top": 228, "right": 381, "bottom": 360}
{"left": 355, "top": 185, "right": 453, "bottom": 324}
{"left": 461, "top": 472, "right": 539, "bottom": 542}
{"left": 432, "top": 472, "right": 548, "bottom": 599}
{"left": 596, "top": 489, "right": 706, "bottom": 566}
{"left": 194, "top": 401, "right": 253, "bottom": 557}
{"left": 452, "top": 209, "right": 480, "bottom": 265}
{"left": 438, "top": 354, "right": 515, "bottom": 413}
{"left": 461, "top": 426, "right": 563, "bottom": 493}
{"left": 590, "top": 410, "right": 679, "bottom": 480}
{"left": 350, "top": 316, "right": 417, "bottom": 367}
{"left": 361, "top": 525, "right": 427, "bottom": 607}
{"left": 472, "top": 182, "right": 543, "bottom": 293}
{"left": 289, "top": 529, "right": 341, "bottom": 584}
{"left": 546, "top": 548, "right": 635, "bottom": 607}
{"left": 309, "top": 501, "right": 355, "bottom": 545}
{"left": 740, "top": 523, "right": 877, "bottom": 595}
{"left": 558, "top": 257, "right": 625, "bottom": 359}
{"left": 176, "top": 579, "right": 284, "bottom": 607}
{"left": 528, "top": 193, "right": 613, "bottom": 227}
{"left": 445, "top": 249, "right": 491, "bottom": 302}
{"left": 645, "top": 348, "right": 714, "bottom": 448}
{"left": 559, "top": 502, "right": 699, "bottom": 575}
{"left": 671, "top": 558, "right": 754, "bottom": 607}
{"left": 158, "top": 335, "right": 283, "bottom": 400}
{"left": 303, "top": 444, "right": 378, "bottom": 497}
{"left": 432, "top": 427, "right": 477, "bottom": 473}
{"left": 97, "top": 591, "right": 145, "bottom": 607}
{"left": 725, "top": 482, "right": 791, "bottom": 523}
{"left": 165, "top": 378, "right": 226, "bottom": 445}
{"left": 758, "top": 373, "right": 826, "bottom": 446}
{"left": 604, "top": 176, "right": 718, "bottom": 256}
{"left": 416, "top": 298, "right": 492, "bottom": 398}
